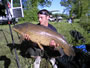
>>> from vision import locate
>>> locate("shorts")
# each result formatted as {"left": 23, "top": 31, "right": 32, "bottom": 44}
{"left": 26, "top": 47, "right": 44, "bottom": 58}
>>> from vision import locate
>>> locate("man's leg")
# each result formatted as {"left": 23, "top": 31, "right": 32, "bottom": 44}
{"left": 50, "top": 58, "right": 57, "bottom": 68}
{"left": 34, "top": 56, "right": 41, "bottom": 68}
{"left": 25, "top": 46, "right": 43, "bottom": 68}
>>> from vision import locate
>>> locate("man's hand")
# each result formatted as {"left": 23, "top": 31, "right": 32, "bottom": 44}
{"left": 49, "top": 40, "right": 59, "bottom": 48}
{"left": 23, "top": 34, "right": 30, "bottom": 40}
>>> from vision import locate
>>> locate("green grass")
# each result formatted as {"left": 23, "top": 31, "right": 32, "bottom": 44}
{"left": 0, "top": 24, "right": 32, "bottom": 68}
{"left": 0, "top": 21, "right": 89, "bottom": 68}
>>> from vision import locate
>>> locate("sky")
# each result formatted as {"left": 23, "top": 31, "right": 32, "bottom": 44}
{"left": 38, "top": 0, "right": 66, "bottom": 14}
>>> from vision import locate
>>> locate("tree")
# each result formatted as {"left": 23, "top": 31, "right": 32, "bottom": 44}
{"left": 22, "top": 0, "right": 52, "bottom": 9}
{"left": 60, "top": 0, "right": 89, "bottom": 18}
{"left": 19, "top": 0, "right": 52, "bottom": 22}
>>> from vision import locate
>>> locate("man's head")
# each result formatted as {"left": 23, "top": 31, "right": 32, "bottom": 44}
{"left": 37, "top": 9, "right": 50, "bottom": 26}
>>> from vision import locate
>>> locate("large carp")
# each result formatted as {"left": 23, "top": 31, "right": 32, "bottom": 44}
{"left": 13, "top": 23, "right": 75, "bottom": 56}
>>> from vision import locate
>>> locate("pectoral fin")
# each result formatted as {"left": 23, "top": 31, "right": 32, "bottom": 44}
{"left": 63, "top": 45, "right": 75, "bottom": 56}
{"left": 37, "top": 42, "right": 44, "bottom": 50}
{"left": 56, "top": 44, "right": 75, "bottom": 56}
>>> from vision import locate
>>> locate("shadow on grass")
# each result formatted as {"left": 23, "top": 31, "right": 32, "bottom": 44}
{"left": 0, "top": 56, "right": 11, "bottom": 68}
{"left": 7, "top": 39, "right": 61, "bottom": 57}
{"left": 7, "top": 41, "right": 61, "bottom": 58}
{"left": 7, "top": 40, "right": 33, "bottom": 58}
{"left": 0, "top": 29, "right": 9, "bottom": 44}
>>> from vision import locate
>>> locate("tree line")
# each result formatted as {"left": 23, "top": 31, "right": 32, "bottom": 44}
{"left": 18, "top": 0, "right": 90, "bottom": 31}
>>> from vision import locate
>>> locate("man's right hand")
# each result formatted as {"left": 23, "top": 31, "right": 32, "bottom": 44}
{"left": 23, "top": 34, "right": 30, "bottom": 40}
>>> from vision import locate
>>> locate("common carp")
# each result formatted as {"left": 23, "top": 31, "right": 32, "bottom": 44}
{"left": 13, "top": 23, "right": 75, "bottom": 56}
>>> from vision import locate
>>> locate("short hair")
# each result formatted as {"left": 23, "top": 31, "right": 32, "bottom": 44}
{"left": 37, "top": 9, "right": 50, "bottom": 16}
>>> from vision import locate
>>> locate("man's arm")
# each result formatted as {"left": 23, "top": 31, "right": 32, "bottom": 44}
{"left": 23, "top": 34, "right": 30, "bottom": 40}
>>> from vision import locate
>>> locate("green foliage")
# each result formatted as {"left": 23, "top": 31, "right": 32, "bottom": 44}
{"left": 38, "top": 0, "right": 52, "bottom": 7}
{"left": 52, "top": 13, "right": 68, "bottom": 19}
{"left": 60, "top": 14, "right": 69, "bottom": 19}
{"left": 13, "top": 0, "right": 20, "bottom": 7}
{"left": 22, "top": 0, "right": 52, "bottom": 9}
{"left": 60, "top": 0, "right": 89, "bottom": 18}
{"left": 79, "top": 15, "right": 90, "bottom": 31}
{"left": 51, "top": 22, "right": 89, "bottom": 46}
{"left": 19, "top": 8, "right": 39, "bottom": 22}
{"left": 79, "top": 15, "right": 90, "bottom": 45}
{"left": 19, "top": 0, "right": 52, "bottom": 22}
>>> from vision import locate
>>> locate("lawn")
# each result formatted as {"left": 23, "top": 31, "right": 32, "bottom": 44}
{"left": 0, "top": 21, "right": 89, "bottom": 68}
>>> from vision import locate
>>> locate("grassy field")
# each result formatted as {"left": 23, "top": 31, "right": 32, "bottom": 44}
{"left": 0, "top": 24, "right": 33, "bottom": 68}
{"left": 0, "top": 21, "right": 89, "bottom": 68}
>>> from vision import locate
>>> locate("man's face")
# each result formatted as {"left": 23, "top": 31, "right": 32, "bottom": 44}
{"left": 38, "top": 14, "right": 49, "bottom": 26}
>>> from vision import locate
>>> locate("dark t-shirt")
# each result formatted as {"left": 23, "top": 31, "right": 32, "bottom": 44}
{"left": 37, "top": 23, "right": 57, "bottom": 32}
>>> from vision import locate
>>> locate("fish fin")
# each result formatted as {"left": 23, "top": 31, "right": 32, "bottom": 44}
{"left": 63, "top": 45, "right": 75, "bottom": 56}
{"left": 37, "top": 42, "right": 44, "bottom": 50}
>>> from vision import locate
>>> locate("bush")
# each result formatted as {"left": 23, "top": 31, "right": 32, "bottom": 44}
{"left": 51, "top": 22, "right": 89, "bottom": 46}
{"left": 19, "top": 8, "right": 39, "bottom": 22}
{"left": 79, "top": 15, "right": 90, "bottom": 31}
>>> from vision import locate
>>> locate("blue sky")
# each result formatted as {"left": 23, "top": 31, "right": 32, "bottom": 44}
{"left": 38, "top": 0, "right": 66, "bottom": 14}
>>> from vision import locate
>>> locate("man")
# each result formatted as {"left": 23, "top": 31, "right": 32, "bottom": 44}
{"left": 24, "top": 9, "right": 58, "bottom": 47}
{"left": 24, "top": 9, "right": 59, "bottom": 68}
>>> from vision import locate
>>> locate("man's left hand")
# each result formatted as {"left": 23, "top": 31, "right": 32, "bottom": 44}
{"left": 49, "top": 40, "right": 59, "bottom": 48}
